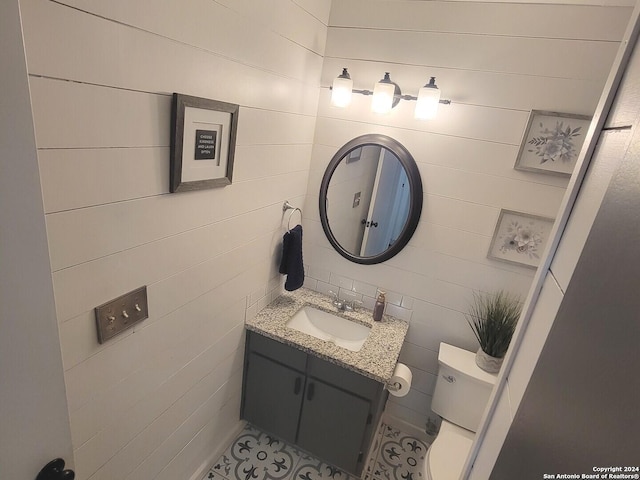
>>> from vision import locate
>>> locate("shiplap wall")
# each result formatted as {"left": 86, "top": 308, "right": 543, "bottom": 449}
{"left": 302, "top": 0, "right": 633, "bottom": 429}
{"left": 19, "top": 1, "right": 330, "bottom": 479}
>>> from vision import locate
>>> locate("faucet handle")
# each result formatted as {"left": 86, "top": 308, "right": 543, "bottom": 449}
{"left": 344, "top": 299, "right": 363, "bottom": 311}
{"left": 328, "top": 290, "right": 343, "bottom": 309}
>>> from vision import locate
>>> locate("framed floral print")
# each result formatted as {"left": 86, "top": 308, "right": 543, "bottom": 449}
{"left": 514, "top": 110, "right": 592, "bottom": 177}
{"left": 488, "top": 209, "right": 555, "bottom": 269}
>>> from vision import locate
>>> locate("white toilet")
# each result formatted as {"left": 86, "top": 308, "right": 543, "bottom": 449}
{"left": 425, "top": 342, "right": 498, "bottom": 480}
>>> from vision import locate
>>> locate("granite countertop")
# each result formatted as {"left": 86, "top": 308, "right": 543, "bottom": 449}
{"left": 245, "top": 288, "right": 409, "bottom": 384}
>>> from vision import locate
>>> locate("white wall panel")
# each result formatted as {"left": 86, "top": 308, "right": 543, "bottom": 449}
{"left": 293, "top": 0, "right": 332, "bottom": 26}
{"left": 312, "top": 118, "right": 570, "bottom": 188}
{"left": 30, "top": 78, "right": 317, "bottom": 150}
{"left": 26, "top": 0, "right": 323, "bottom": 86}
{"left": 210, "top": 0, "right": 331, "bottom": 53}
{"left": 388, "top": 247, "right": 535, "bottom": 297}
{"left": 38, "top": 147, "right": 168, "bottom": 213}
{"left": 409, "top": 367, "right": 437, "bottom": 396}
{"left": 419, "top": 165, "right": 566, "bottom": 215}
{"left": 52, "top": 220, "right": 279, "bottom": 327}
{"left": 46, "top": 172, "right": 306, "bottom": 272}
{"left": 59, "top": 258, "right": 268, "bottom": 374}
{"left": 163, "top": 397, "right": 242, "bottom": 480}
{"left": 73, "top": 324, "right": 244, "bottom": 479}
{"left": 330, "top": 0, "right": 630, "bottom": 41}
{"left": 128, "top": 380, "right": 242, "bottom": 480}
{"left": 20, "top": 0, "right": 328, "bottom": 478}
{"left": 419, "top": 195, "right": 500, "bottom": 237}
{"left": 317, "top": 91, "right": 530, "bottom": 144}
{"left": 233, "top": 144, "right": 313, "bottom": 182}
{"left": 408, "top": 223, "right": 511, "bottom": 266}
{"left": 399, "top": 342, "right": 439, "bottom": 375}
{"left": 388, "top": 387, "right": 431, "bottom": 418}
{"left": 29, "top": 79, "right": 168, "bottom": 149}
{"left": 326, "top": 29, "right": 619, "bottom": 80}
{"left": 409, "top": 301, "right": 479, "bottom": 353}
{"left": 303, "top": 0, "right": 627, "bottom": 428}
{"left": 384, "top": 402, "right": 433, "bottom": 430}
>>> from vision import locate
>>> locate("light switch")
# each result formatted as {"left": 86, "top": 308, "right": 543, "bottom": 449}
{"left": 353, "top": 191, "right": 361, "bottom": 208}
{"left": 95, "top": 286, "right": 148, "bottom": 343}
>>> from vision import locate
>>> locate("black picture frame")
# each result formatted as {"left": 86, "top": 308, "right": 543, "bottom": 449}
{"left": 170, "top": 93, "right": 239, "bottom": 193}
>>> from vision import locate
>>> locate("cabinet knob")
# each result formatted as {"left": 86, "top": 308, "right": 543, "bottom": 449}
{"left": 294, "top": 377, "right": 302, "bottom": 395}
{"left": 307, "top": 382, "right": 315, "bottom": 401}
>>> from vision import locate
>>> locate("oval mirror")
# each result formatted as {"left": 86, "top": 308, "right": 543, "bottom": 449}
{"left": 319, "top": 134, "right": 423, "bottom": 264}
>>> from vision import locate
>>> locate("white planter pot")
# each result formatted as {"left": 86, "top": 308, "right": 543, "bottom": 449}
{"left": 475, "top": 348, "right": 503, "bottom": 373}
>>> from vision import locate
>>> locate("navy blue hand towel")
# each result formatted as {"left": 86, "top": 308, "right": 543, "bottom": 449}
{"left": 279, "top": 224, "right": 304, "bottom": 291}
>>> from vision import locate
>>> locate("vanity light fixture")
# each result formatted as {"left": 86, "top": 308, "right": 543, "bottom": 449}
{"left": 414, "top": 77, "right": 442, "bottom": 120}
{"left": 372, "top": 72, "right": 399, "bottom": 114}
{"left": 331, "top": 68, "right": 354, "bottom": 107}
{"left": 329, "top": 68, "right": 451, "bottom": 119}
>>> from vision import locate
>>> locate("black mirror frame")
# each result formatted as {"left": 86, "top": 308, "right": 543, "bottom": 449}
{"left": 319, "top": 134, "right": 423, "bottom": 265}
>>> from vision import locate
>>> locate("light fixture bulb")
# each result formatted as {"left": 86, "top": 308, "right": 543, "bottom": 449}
{"left": 414, "top": 77, "right": 441, "bottom": 120}
{"left": 372, "top": 73, "right": 395, "bottom": 114}
{"left": 331, "top": 68, "right": 353, "bottom": 108}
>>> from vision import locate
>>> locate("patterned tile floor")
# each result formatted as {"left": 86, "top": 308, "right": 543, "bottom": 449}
{"left": 202, "top": 422, "right": 429, "bottom": 480}
{"left": 364, "top": 423, "right": 429, "bottom": 480}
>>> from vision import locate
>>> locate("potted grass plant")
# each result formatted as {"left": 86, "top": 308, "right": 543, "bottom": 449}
{"left": 466, "top": 290, "right": 522, "bottom": 373}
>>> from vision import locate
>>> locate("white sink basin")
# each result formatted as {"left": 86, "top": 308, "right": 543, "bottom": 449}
{"left": 286, "top": 306, "right": 371, "bottom": 352}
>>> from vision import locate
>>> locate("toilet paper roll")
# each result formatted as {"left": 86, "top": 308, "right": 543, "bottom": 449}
{"left": 387, "top": 363, "right": 412, "bottom": 397}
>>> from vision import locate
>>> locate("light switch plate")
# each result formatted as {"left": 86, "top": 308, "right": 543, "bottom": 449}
{"left": 95, "top": 286, "right": 148, "bottom": 344}
{"left": 353, "top": 191, "right": 361, "bottom": 208}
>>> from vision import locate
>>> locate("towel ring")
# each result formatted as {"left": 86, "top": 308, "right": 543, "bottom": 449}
{"left": 283, "top": 201, "right": 302, "bottom": 231}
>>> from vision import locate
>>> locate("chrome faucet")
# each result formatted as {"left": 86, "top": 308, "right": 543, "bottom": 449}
{"left": 329, "top": 290, "right": 346, "bottom": 310}
{"left": 329, "top": 290, "right": 362, "bottom": 312}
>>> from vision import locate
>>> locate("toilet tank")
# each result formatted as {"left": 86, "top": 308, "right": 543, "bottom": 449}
{"left": 431, "top": 343, "right": 498, "bottom": 432}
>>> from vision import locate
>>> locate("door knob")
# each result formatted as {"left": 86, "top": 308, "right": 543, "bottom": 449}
{"left": 36, "top": 458, "right": 75, "bottom": 480}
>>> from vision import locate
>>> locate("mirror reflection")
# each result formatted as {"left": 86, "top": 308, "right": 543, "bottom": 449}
{"left": 327, "top": 145, "right": 410, "bottom": 257}
{"left": 319, "top": 134, "right": 422, "bottom": 265}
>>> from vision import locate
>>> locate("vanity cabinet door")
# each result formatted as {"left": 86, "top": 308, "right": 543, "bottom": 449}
{"left": 297, "top": 379, "right": 371, "bottom": 474}
{"left": 242, "top": 352, "right": 305, "bottom": 444}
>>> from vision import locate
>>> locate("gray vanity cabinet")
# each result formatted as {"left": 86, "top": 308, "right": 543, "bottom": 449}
{"left": 241, "top": 330, "right": 387, "bottom": 475}
{"left": 297, "top": 375, "right": 371, "bottom": 473}
{"left": 242, "top": 351, "right": 304, "bottom": 444}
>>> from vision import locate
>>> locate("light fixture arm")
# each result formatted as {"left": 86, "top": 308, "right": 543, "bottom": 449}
{"left": 328, "top": 86, "right": 451, "bottom": 105}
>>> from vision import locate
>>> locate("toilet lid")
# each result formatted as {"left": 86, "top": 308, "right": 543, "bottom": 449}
{"left": 426, "top": 421, "right": 475, "bottom": 480}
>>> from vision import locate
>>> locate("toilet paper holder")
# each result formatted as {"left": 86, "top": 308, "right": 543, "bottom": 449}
{"left": 385, "top": 362, "right": 412, "bottom": 397}
{"left": 386, "top": 381, "right": 403, "bottom": 392}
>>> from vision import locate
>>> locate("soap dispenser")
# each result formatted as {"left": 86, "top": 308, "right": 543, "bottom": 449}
{"left": 373, "top": 291, "right": 386, "bottom": 321}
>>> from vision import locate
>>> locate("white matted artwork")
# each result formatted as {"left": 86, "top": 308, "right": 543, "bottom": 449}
{"left": 180, "top": 106, "right": 229, "bottom": 182}
{"left": 170, "top": 93, "right": 239, "bottom": 193}
{"left": 487, "top": 209, "right": 555, "bottom": 269}
{"left": 514, "top": 110, "right": 591, "bottom": 177}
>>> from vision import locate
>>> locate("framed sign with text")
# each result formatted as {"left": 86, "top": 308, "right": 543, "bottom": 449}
{"left": 170, "top": 93, "right": 239, "bottom": 192}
